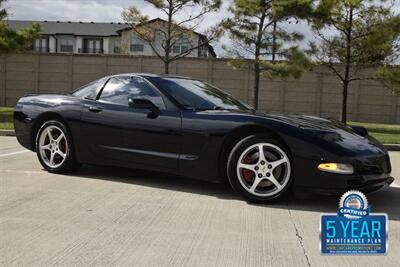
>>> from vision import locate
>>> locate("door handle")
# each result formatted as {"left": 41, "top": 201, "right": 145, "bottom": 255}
{"left": 88, "top": 106, "right": 102, "bottom": 113}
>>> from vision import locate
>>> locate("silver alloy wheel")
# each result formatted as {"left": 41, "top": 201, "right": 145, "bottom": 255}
{"left": 38, "top": 125, "right": 68, "bottom": 168}
{"left": 236, "top": 143, "right": 291, "bottom": 197}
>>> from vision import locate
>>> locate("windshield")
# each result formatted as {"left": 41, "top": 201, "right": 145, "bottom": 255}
{"left": 147, "top": 77, "right": 252, "bottom": 111}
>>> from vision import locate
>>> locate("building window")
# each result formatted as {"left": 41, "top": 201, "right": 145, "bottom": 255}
{"left": 60, "top": 39, "right": 74, "bottom": 52}
{"left": 155, "top": 30, "right": 165, "bottom": 42}
{"left": 114, "top": 39, "right": 121, "bottom": 54}
{"left": 172, "top": 39, "right": 190, "bottom": 54}
{"left": 199, "top": 46, "right": 208, "bottom": 58}
{"left": 81, "top": 38, "right": 103, "bottom": 53}
{"left": 130, "top": 37, "right": 144, "bottom": 52}
{"left": 32, "top": 37, "right": 49, "bottom": 52}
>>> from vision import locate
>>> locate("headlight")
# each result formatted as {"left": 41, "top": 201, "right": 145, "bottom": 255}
{"left": 318, "top": 163, "right": 354, "bottom": 174}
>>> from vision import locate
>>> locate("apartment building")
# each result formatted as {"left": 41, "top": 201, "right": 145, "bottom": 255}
{"left": 6, "top": 19, "right": 216, "bottom": 58}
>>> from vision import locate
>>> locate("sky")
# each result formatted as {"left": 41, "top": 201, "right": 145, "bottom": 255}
{"left": 3, "top": 0, "right": 400, "bottom": 57}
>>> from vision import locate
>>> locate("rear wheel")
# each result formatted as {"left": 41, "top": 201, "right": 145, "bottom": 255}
{"left": 36, "top": 120, "right": 80, "bottom": 173}
{"left": 227, "top": 135, "right": 293, "bottom": 203}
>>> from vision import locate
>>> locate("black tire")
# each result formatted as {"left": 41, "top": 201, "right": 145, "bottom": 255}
{"left": 35, "top": 120, "right": 81, "bottom": 173}
{"left": 227, "top": 134, "right": 293, "bottom": 203}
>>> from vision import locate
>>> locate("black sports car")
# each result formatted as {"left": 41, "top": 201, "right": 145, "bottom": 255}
{"left": 14, "top": 74, "right": 394, "bottom": 202}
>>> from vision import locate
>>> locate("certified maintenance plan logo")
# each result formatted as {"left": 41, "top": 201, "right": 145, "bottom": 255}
{"left": 320, "top": 190, "right": 388, "bottom": 254}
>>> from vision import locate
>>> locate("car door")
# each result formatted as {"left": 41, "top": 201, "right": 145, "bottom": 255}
{"left": 81, "top": 76, "right": 182, "bottom": 172}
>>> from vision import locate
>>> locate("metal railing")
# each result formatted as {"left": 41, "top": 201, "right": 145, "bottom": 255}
{"left": 78, "top": 48, "right": 104, "bottom": 54}
{"left": 32, "top": 47, "right": 50, "bottom": 53}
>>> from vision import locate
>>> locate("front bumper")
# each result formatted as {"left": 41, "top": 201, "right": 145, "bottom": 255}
{"left": 293, "top": 151, "right": 393, "bottom": 196}
{"left": 295, "top": 173, "right": 394, "bottom": 196}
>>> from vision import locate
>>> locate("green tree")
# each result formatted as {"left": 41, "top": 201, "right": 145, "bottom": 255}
{"left": 0, "top": 0, "right": 40, "bottom": 53}
{"left": 122, "top": 0, "right": 222, "bottom": 74}
{"left": 223, "top": 0, "right": 313, "bottom": 110}
{"left": 310, "top": 0, "right": 400, "bottom": 123}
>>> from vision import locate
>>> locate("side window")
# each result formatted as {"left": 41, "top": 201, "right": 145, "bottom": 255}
{"left": 130, "top": 37, "right": 145, "bottom": 52}
{"left": 71, "top": 78, "right": 105, "bottom": 100}
{"left": 99, "top": 77, "right": 165, "bottom": 109}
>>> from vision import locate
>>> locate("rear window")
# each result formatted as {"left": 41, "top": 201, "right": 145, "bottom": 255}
{"left": 71, "top": 77, "right": 107, "bottom": 100}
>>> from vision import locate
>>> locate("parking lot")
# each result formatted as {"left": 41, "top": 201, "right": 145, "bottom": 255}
{"left": 1, "top": 136, "right": 400, "bottom": 266}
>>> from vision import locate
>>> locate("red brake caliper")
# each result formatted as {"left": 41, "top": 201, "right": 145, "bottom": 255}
{"left": 242, "top": 155, "right": 255, "bottom": 183}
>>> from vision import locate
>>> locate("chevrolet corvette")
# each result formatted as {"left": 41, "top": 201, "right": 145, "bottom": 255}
{"left": 14, "top": 74, "right": 394, "bottom": 202}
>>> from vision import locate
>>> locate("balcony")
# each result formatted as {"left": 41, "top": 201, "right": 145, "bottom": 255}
{"left": 78, "top": 48, "right": 104, "bottom": 54}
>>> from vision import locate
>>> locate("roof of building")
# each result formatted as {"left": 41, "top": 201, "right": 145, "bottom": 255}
{"left": 6, "top": 20, "right": 129, "bottom": 36}
{"left": 117, "top": 18, "right": 204, "bottom": 37}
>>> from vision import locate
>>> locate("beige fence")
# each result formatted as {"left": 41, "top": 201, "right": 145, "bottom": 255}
{"left": 1, "top": 53, "right": 399, "bottom": 123}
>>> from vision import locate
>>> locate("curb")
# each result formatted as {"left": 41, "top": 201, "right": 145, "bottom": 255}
{"left": 384, "top": 144, "right": 400, "bottom": 151}
{"left": 0, "top": 129, "right": 400, "bottom": 151}
{"left": 0, "top": 130, "right": 15, "bottom": 136}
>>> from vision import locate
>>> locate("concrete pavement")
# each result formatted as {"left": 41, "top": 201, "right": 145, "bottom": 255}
{"left": 1, "top": 136, "right": 400, "bottom": 266}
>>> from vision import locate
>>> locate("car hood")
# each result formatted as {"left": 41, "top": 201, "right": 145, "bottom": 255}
{"left": 205, "top": 109, "right": 387, "bottom": 158}
{"left": 257, "top": 113, "right": 387, "bottom": 157}
{"left": 260, "top": 113, "right": 342, "bottom": 130}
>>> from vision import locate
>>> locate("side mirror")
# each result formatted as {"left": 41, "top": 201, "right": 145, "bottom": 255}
{"left": 128, "top": 97, "right": 160, "bottom": 118}
{"left": 350, "top": 125, "right": 368, "bottom": 137}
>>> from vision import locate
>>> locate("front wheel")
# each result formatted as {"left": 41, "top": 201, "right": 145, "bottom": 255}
{"left": 227, "top": 135, "right": 293, "bottom": 203}
{"left": 36, "top": 120, "right": 80, "bottom": 173}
